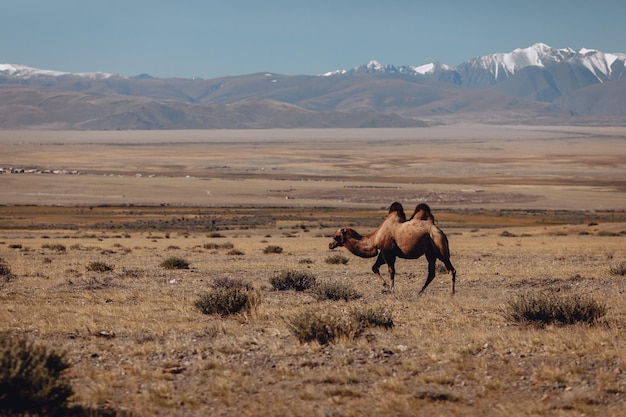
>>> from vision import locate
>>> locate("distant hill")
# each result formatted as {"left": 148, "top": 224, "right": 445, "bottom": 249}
{"left": 1, "top": 43, "right": 625, "bottom": 130}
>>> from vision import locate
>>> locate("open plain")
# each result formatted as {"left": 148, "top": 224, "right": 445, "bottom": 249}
{"left": 1, "top": 125, "right": 625, "bottom": 416}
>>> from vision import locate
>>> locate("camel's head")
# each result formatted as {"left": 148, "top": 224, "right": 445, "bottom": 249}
{"left": 329, "top": 227, "right": 349, "bottom": 249}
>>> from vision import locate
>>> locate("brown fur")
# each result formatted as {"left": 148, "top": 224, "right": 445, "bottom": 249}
{"left": 329, "top": 202, "right": 456, "bottom": 294}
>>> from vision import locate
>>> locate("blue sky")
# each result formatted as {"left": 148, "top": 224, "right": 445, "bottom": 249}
{"left": 2, "top": 0, "right": 625, "bottom": 78}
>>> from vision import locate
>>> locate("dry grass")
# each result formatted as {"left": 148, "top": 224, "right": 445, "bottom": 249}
{"left": 0, "top": 127, "right": 625, "bottom": 415}
{"left": 1, "top": 207, "right": 625, "bottom": 416}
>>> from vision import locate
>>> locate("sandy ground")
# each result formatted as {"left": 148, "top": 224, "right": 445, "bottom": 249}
{"left": 1, "top": 125, "right": 625, "bottom": 210}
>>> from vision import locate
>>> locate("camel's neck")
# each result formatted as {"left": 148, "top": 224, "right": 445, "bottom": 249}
{"left": 342, "top": 229, "right": 378, "bottom": 258}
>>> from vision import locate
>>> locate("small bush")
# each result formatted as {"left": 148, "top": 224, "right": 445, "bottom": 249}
{"left": 160, "top": 256, "right": 190, "bottom": 270}
{"left": 313, "top": 281, "right": 362, "bottom": 301}
{"left": 0, "top": 334, "right": 73, "bottom": 416}
{"left": 351, "top": 305, "right": 394, "bottom": 329}
{"left": 609, "top": 261, "right": 626, "bottom": 276}
{"left": 194, "top": 288, "right": 261, "bottom": 316}
{"left": 285, "top": 310, "right": 361, "bottom": 345}
{"left": 227, "top": 249, "right": 245, "bottom": 256}
{"left": 8, "top": 244, "right": 22, "bottom": 249}
{"left": 504, "top": 292, "right": 607, "bottom": 326}
{"left": 41, "top": 243, "right": 67, "bottom": 252}
{"left": 597, "top": 230, "right": 619, "bottom": 237}
{"left": 325, "top": 254, "right": 349, "bottom": 265}
{"left": 270, "top": 270, "right": 316, "bottom": 291}
{"left": 0, "top": 259, "right": 13, "bottom": 280}
{"left": 86, "top": 261, "right": 114, "bottom": 272}
{"left": 211, "top": 276, "right": 252, "bottom": 291}
{"left": 263, "top": 245, "right": 283, "bottom": 254}
{"left": 499, "top": 231, "right": 517, "bottom": 237}
{"left": 286, "top": 306, "right": 393, "bottom": 345}
{"left": 204, "top": 242, "right": 235, "bottom": 250}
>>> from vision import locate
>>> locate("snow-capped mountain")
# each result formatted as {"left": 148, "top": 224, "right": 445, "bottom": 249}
{"left": 0, "top": 63, "right": 118, "bottom": 80}
{"left": 320, "top": 43, "right": 626, "bottom": 105}
{"left": 325, "top": 59, "right": 454, "bottom": 77}
{"left": 456, "top": 43, "right": 626, "bottom": 87}
{"left": 331, "top": 43, "right": 626, "bottom": 87}
{"left": 1, "top": 43, "right": 625, "bottom": 129}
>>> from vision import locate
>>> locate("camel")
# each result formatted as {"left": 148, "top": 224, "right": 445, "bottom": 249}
{"left": 328, "top": 202, "right": 456, "bottom": 294}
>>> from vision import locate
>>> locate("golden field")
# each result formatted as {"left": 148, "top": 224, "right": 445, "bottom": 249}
{"left": 0, "top": 125, "right": 625, "bottom": 416}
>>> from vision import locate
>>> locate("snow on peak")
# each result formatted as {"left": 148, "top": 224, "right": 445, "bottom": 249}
{"left": 321, "top": 69, "right": 347, "bottom": 76}
{"left": 464, "top": 43, "right": 626, "bottom": 81}
{"left": 414, "top": 63, "right": 435, "bottom": 75}
{"left": 0, "top": 63, "right": 119, "bottom": 79}
{"left": 470, "top": 44, "right": 549, "bottom": 78}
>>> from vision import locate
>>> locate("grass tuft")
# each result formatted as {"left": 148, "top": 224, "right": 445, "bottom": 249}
{"left": 504, "top": 291, "right": 607, "bottom": 326}
{"left": 325, "top": 254, "right": 349, "bottom": 265}
{"left": 269, "top": 270, "right": 316, "bottom": 291}
{"left": 194, "top": 288, "right": 261, "bottom": 316}
{"left": 609, "top": 260, "right": 626, "bottom": 276}
{"left": 350, "top": 305, "right": 394, "bottom": 329}
{"left": 211, "top": 276, "right": 253, "bottom": 291}
{"left": 86, "top": 261, "right": 114, "bottom": 272}
{"left": 159, "top": 256, "right": 190, "bottom": 269}
{"left": 0, "top": 334, "right": 73, "bottom": 416}
{"left": 313, "top": 281, "right": 361, "bottom": 301}
{"left": 204, "top": 241, "right": 235, "bottom": 250}
{"left": 285, "top": 310, "right": 361, "bottom": 345}
{"left": 263, "top": 245, "right": 283, "bottom": 254}
{"left": 41, "top": 243, "right": 67, "bottom": 252}
{"left": 286, "top": 306, "right": 393, "bottom": 345}
{"left": 0, "top": 258, "right": 14, "bottom": 281}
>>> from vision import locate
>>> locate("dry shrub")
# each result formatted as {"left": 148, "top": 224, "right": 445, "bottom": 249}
{"left": 609, "top": 260, "right": 626, "bottom": 276}
{"left": 286, "top": 306, "right": 393, "bottom": 345}
{"left": 204, "top": 241, "right": 234, "bottom": 250}
{"left": 159, "top": 256, "right": 190, "bottom": 270}
{"left": 313, "top": 281, "right": 361, "bottom": 301}
{"left": 324, "top": 254, "right": 349, "bottom": 265}
{"left": 350, "top": 305, "right": 394, "bottom": 329}
{"left": 0, "top": 333, "right": 73, "bottom": 416}
{"left": 211, "top": 276, "right": 252, "bottom": 291}
{"left": 263, "top": 245, "right": 283, "bottom": 254}
{"left": 504, "top": 292, "right": 607, "bottom": 326}
{"left": 269, "top": 270, "right": 316, "bottom": 291}
{"left": 86, "top": 261, "right": 114, "bottom": 272}
{"left": 0, "top": 258, "right": 13, "bottom": 281}
{"left": 194, "top": 288, "right": 261, "bottom": 316}
{"left": 41, "top": 243, "right": 67, "bottom": 252}
{"left": 285, "top": 310, "right": 361, "bottom": 345}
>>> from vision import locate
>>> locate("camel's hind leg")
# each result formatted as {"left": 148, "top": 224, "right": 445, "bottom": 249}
{"left": 371, "top": 253, "right": 389, "bottom": 287}
{"left": 439, "top": 257, "right": 456, "bottom": 295}
{"left": 430, "top": 226, "right": 456, "bottom": 294}
{"left": 419, "top": 252, "right": 438, "bottom": 295}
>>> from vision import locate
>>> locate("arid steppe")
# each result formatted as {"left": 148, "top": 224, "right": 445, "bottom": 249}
{"left": 1, "top": 125, "right": 625, "bottom": 416}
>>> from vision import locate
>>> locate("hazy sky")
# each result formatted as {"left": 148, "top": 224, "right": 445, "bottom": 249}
{"left": 2, "top": 0, "right": 625, "bottom": 78}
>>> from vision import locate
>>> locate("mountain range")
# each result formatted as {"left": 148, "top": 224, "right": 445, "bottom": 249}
{"left": 2, "top": 43, "right": 625, "bottom": 130}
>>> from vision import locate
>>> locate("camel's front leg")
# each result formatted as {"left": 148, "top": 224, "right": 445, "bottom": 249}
{"left": 371, "top": 253, "right": 388, "bottom": 287}
{"left": 385, "top": 254, "right": 397, "bottom": 290}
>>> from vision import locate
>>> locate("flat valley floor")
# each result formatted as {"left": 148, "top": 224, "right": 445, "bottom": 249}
{"left": 1, "top": 124, "right": 625, "bottom": 209}
{"left": 0, "top": 125, "right": 625, "bottom": 416}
